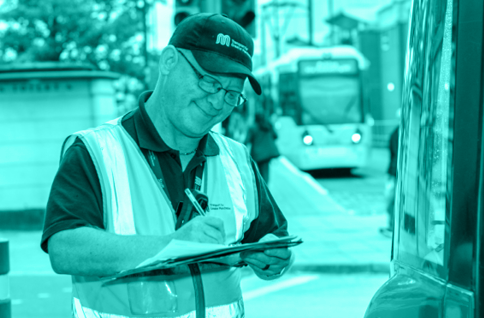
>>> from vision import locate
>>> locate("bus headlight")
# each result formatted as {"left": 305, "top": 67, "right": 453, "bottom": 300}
{"left": 303, "top": 134, "right": 313, "bottom": 146}
{"left": 351, "top": 133, "right": 362, "bottom": 143}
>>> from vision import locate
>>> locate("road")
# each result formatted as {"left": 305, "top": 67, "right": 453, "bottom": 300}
{"left": 309, "top": 148, "right": 390, "bottom": 217}
{"left": 10, "top": 274, "right": 71, "bottom": 318}
{"left": 242, "top": 272, "right": 388, "bottom": 318}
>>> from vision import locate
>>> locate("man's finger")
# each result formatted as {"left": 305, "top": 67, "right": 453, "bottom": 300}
{"left": 199, "top": 217, "right": 226, "bottom": 239}
{"left": 202, "top": 225, "right": 225, "bottom": 245}
{"left": 258, "top": 233, "right": 278, "bottom": 243}
{"left": 242, "top": 256, "right": 266, "bottom": 268}
{"left": 241, "top": 251, "right": 275, "bottom": 265}
{"left": 263, "top": 248, "right": 291, "bottom": 259}
{"left": 245, "top": 257, "right": 287, "bottom": 275}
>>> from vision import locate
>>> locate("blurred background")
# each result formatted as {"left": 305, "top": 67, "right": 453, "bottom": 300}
{"left": 0, "top": 0, "right": 410, "bottom": 317}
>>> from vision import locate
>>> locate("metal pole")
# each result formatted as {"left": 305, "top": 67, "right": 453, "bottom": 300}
{"left": 199, "top": 0, "right": 221, "bottom": 13}
{"left": 327, "top": 0, "right": 335, "bottom": 45}
{"left": 0, "top": 239, "right": 10, "bottom": 318}
{"left": 274, "top": 0, "right": 281, "bottom": 58}
{"left": 141, "top": 0, "right": 150, "bottom": 89}
{"left": 261, "top": 10, "right": 267, "bottom": 66}
{"left": 308, "top": 0, "right": 313, "bottom": 46}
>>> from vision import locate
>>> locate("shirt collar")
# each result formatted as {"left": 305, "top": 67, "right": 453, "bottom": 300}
{"left": 134, "top": 91, "right": 219, "bottom": 156}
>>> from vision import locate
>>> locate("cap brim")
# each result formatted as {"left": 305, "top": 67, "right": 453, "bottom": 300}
{"left": 191, "top": 50, "right": 262, "bottom": 95}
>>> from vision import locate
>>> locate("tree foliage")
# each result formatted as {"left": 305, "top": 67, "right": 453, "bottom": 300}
{"left": 0, "top": 0, "right": 151, "bottom": 81}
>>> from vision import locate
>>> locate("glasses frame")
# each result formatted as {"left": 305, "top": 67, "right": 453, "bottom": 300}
{"left": 177, "top": 50, "right": 247, "bottom": 107}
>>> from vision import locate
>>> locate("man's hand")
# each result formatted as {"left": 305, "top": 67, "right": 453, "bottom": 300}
{"left": 240, "top": 233, "right": 294, "bottom": 280}
{"left": 172, "top": 216, "right": 226, "bottom": 245}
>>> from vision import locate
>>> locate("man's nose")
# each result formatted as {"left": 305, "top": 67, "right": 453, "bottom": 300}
{"left": 206, "top": 90, "right": 226, "bottom": 110}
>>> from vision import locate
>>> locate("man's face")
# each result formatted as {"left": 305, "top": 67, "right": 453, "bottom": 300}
{"left": 165, "top": 49, "right": 246, "bottom": 138}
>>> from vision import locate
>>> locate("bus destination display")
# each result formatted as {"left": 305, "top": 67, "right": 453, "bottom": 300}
{"left": 298, "top": 59, "right": 358, "bottom": 76}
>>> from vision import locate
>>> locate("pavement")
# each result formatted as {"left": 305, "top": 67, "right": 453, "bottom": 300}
{"left": 0, "top": 155, "right": 392, "bottom": 277}
{"left": 267, "top": 157, "right": 392, "bottom": 274}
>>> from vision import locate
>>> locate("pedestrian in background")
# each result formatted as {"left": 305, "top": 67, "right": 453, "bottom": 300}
{"left": 221, "top": 101, "right": 249, "bottom": 143}
{"left": 41, "top": 13, "right": 293, "bottom": 318}
{"left": 246, "top": 110, "right": 280, "bottom": 183}
{"left": 383, "top": 125, "right": 399, "bottom": 234}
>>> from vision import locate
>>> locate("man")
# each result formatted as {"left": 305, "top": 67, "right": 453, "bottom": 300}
{"left": 41, "top": 13, "right": 293, "bottom": 318}
{"left": 246, "top": 110, "right": 280, "bottom": 183}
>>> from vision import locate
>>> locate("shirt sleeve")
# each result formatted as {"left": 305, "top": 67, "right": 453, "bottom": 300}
{"left": 40, "top": 137, "right": 104, "bottom": 253}
{"left": 241, "top": 159, "right": 289, "bottom": 244}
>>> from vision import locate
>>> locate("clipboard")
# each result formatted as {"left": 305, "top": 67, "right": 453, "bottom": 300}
{"left": 104, "top": 235, "right": 303, "bottom": 280}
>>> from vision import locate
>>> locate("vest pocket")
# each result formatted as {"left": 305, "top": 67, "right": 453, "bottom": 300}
{"left": 127, "top": 276, "right": 178, "bottom": 315}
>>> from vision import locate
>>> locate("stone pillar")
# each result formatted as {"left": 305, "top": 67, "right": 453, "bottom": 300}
{"left": 0, "top": 63, "right": 120, "bottom": 227}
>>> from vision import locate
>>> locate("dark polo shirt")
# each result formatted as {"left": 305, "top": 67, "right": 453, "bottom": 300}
{"left": 41, "top": 92, "right": 288, "bottom": 253}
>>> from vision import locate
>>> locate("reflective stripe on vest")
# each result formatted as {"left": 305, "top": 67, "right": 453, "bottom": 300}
{"left": 61, "top": 117, "right": 177, "bottom": 235}
{"left": 206, "top": 133, "right": 258, "bottom": 243}
{"left": 62, "top": 117, "right": 257, "bottom": 317}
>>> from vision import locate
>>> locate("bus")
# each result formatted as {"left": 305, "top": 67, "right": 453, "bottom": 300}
{"left": 251, "top": 46, "right": 373, "bottom": 171}
{"left": 364, "top": 0, "right": 484, "bottom": 316}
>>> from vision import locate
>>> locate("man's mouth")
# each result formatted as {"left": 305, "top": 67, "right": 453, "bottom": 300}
{"left": 195, "top": 102, "right": 218, "bottom": 118}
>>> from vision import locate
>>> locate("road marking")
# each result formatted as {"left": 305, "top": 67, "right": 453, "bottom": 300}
{"left": 243, "top": 275, "right": 319, "bottom": 301}
{"left": 279, "top": 156, "right": 346, "bottom": 212}
{"left": 279, "top": 157, "right": 305, "bottom": 178}
{"left": 12, "top": 299, "right": 23, "bottom": 305}
{"left": 37, "top": 293, "right": 51, "bottom": 299}
{"left": 279, "top": 157, "right": 328, "bottom": 195}
{"left": 62, "top": 287, "right": 72, "bottom": 293}
{"left": 301, "top": 174, "right": 329, "bottom": 196}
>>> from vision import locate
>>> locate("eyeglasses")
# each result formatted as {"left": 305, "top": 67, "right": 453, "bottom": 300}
{"left": 177, "top": 50, "right": 247, "bottom": 107}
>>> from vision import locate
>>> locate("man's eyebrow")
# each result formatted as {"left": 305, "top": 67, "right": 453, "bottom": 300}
{"left": 199, "top": 69, "right": 222, "bottom": 81}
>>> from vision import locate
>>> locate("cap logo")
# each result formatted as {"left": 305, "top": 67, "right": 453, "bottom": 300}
{"left": 231, "top": 39, "right": 250, "bottom": 59}
{"left": 216, "top": 33, "right": 231, "bottom": 47}
{"left": 215, "top": 33, "right": 251, "bottom": 60}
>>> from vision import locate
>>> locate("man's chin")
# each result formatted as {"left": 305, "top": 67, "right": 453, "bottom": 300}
{"left": 184, "top": 127, "right": 211, "bottom": 139}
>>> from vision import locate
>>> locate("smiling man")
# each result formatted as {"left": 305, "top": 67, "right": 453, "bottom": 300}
{"left": 41, "top": 13, "right": 293, "bottom": 318}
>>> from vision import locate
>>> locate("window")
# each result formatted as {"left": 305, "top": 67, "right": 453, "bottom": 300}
{"left": 298, "top": 76, "right": 363, "bottom": 124}
{"left": 395, "top": 0, "right": 454, "bottom": 277}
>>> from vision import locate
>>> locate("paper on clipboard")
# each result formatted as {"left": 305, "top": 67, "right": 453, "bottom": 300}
{"left": 136, "top": 240, "right": 227, "bottom": 268}
{"left": 106, "top": 235, "right": 302, "bottom": 279}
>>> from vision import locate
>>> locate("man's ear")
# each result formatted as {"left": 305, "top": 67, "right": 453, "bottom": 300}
{"left": 158, "top": 45, "right": 179, "bottom": 75}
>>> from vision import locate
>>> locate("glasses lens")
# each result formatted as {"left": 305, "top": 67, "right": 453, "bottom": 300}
{"left": 199, "top": 77, "right": 221, "bottom": 94}
{"left": 225, "top": 91, "right": 243, "bottom": 106}
{"left": 199, "top": 75, "right": 245, "bottom": 107}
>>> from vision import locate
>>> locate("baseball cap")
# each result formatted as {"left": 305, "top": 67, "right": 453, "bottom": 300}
{"left": 169, "top": 13, "right": 262, "bottom": 95}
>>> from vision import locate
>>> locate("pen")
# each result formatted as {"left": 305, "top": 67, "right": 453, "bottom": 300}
{"left": 184, "top": 188, "right": 206, "bottom": 216}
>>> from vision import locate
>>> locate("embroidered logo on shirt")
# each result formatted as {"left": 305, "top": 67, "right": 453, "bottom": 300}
{"left": 210, "top": 203, "right": 231, "bottom": 211}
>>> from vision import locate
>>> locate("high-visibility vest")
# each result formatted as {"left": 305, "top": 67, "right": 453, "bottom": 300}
{"left": 60, "top": 117, "right": 259, "bottom": 318}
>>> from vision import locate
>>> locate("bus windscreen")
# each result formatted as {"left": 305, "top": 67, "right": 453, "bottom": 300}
{"left": 298, "top": 75, "right": 362, "bottom": 125}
